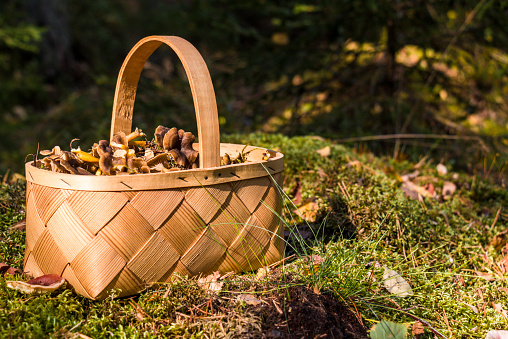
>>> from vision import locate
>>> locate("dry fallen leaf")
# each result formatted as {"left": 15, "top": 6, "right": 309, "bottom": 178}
{"left": 290, "top": 179, "right": 302, "bottom": 206}
{"left": 490, "top": 231, "right": 508, "bottom": 251}
{"left": 256, "top": 267, "right": 270, "bottom": 280}
{"left": 498, "top": 256, "right": 508, "bottom": 273}
{"left": 316, "top": 146, "right": 331, "bottom": 157}
{"left": 383, "top": 267, "right": 413, "bottom": 297}
{"left": 411, "top": 320, "right": 425, "bottom": 335}
{"left": 486, "top": 330, "right": 508, "bottom": 339}
{"left": 463, "top": 302, "right": 479, "bottom": 314}
{"left": 492, "top": 302, "right": 508, "bottom": 319}
{"left": 293, "top": 200, "right": 319, "bottom": 222}
{"left": 401, "top": 181, "right": 435, "bottom": 200}
{"left": 7, "top": 274, "right": 65, "bottom": 294}
{"left": 475, "top": 271, "right": 496, "bottom": 281}
{"left": 197, "top": 271, "right": 223, "bottom": 293}
{"left": 237, "top": 294, "right": 263, "bottom": 306}
{"left": 0, "top": 263, "right": 22, "bottom": 277}
{"left": 8, "top": 218, "right": 26, "bottom": 232}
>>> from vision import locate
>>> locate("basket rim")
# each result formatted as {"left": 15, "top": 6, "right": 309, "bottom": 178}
{"left": 26, "top": 143, "right": 283, "bottom": 191}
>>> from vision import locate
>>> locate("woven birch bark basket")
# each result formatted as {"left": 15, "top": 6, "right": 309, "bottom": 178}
{"left": 23, "top": 36, "right": 284, "bottom": 300}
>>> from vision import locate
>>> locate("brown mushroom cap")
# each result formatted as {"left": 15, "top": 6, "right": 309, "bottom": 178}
{"left": 154, "top": 125, "right": 170, "bottom": 147}
{"left": 97, "top": 140, "right": 112, "bottom": 157}
{"left": 180, "top": 132, "right": 199, "bottom": 165}
{"left": 167, "top": 149, "right": 188, "bottom": 168}
{"left": 99, "top": 152, "right": 114, "bottom": 175}
{"left": 112, "top": 131, "right": 128, "bottom": 148}
{"left": 163, "top": 127, "right": 180, "bottom": 151}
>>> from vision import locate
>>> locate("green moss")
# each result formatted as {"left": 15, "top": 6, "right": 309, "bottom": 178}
{"left": 0, "top": 134, "right": 507, "bottom": 337}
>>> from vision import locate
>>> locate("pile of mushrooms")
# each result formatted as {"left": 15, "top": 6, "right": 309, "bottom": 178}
{"left": 37, "top": 126, "right": 203, "bottom": 175}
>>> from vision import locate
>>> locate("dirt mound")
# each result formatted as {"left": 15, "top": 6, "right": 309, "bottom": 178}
{"left": 256, "top": 285, "right": 368, "bottom": 338}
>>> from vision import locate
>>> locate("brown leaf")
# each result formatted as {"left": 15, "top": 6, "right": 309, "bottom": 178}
{"left": 490, "top": 230, "right": 508, "bottom": 251}
{"left": 237, "top": 294, "right": 263, "bottom": 306}
{"left": 411, "top": 320, "right": 425, "bottom": 336}
{"left": 463, "top": 302, "right": 479, "bottom": 314}
{"left": 293, "top": 200, "right": 319, "bottom": 222}
{"left": 424, "top": 183, "right": 435, "bottom": 196}
{"left": 475, "top": 271, "right": 495, "bottom": 281}
{"left": 499, "top": 287, "right": 508, "bottom": 295}
{"left": 7, "top": 274, "right": 65, "bottom": 294}
{"left": 197, "top": 271, "right": 223, "bottom": 293}
{"left": 0, "top": 263, "right": 22, "bottom": 277}
{"left": 316, "top": 146, "right": 331, "bottom": 157}
{"left": 290, "top": 179, "right": 302, "bottom": 206}
{"left": 498, "top": 256, "right": 508, "bottom": 273}
{"left": 256, "top": 267, "right": 270, "bottom": 280}
{"left": 401, "top": 181, "right": 435, "bottom": 200}
{"left": 8, "top": 218, "right": 26, "bottom": 232}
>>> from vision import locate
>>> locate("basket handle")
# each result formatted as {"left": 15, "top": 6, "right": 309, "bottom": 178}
{"left": 110, "top": 36, "right": 220, "bottom": 169}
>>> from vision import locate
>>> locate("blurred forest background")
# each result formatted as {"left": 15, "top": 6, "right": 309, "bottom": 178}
{"left": 1, "top": 0, "right": 507, "bottom": 181}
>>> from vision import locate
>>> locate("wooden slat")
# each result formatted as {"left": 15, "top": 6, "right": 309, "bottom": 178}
{"left": 234, "top": 177, "right": 271, "bottom": 213}
{"left": 71, "top": 235, "right": 126, "bottom": 299}
{"left": 127, "top": 232, "right": 180, "bottom": 283}
{"left": 180, "top": 227, "right": 226, "bottom": 275}
{"left": 31, "top": 184, "right": 66, "bottom": 224}
{"left": 100, "top": 204, "right": 154, "bottom": 262}
{"left": 31, "top": 230, "right": 68, "bottom": 276}
{"left": 158, "top": 201, "right": 206, "bottom": 255}
{"left": 209, "top": 192, "right": 251, "bottom": 245}
{"left": 185, "top": 183, "right": 232, "bottom": 224}
{"left": 25, "top": 192, "right": 46, "bottom": 252}
{"left": 130, "top": 189, "right": 184, "bottom": 229}
{"left": 25, "top": 150, "right": 284, "bottom": 191}
{"left": 224, "top": 215, "right": 271, "bottom": 271}
{"left": 24, "top": 252, "right": 45, "bottom": 278}
{"left": 61, "top": 264, "right": 93, "bottom": 299}
{"left": 46, "top": 201, "right": 94, "bottom": 263}
{"left": 68, "top": 191, "right": 128, "bottom": 235}
{"left": 252, "top": 184, "right": 282, "bottom": 233}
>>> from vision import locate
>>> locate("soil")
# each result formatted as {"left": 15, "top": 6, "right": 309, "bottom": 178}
{"left": 255, "top": 285, "right": 368, "bottom": 338}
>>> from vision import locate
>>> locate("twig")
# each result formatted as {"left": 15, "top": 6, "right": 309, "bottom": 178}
{"left": 491, "top": 205, "right": 502, "bottom": 229}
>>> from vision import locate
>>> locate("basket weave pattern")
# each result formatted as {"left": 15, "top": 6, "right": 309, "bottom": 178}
{"left": 24, "top": 35, "right": 284, "bottom": 300}
{"left": 24, "top": 173, "right": 283, "bottom": 299}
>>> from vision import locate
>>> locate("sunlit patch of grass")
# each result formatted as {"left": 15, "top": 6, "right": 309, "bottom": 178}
{"left": 0, "top": 134, "right": 507, "bottom": 337}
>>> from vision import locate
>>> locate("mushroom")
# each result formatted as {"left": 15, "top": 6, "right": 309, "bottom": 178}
{"left": 112, "top": 131, "right": 128, "bottom": 149}
{"left": 146, "top": 153, "right": 170, "bottom": 168}
{"left": 99, "top": 152, "right": 114, "bottom": 175}
{"left": 127, "top": 157, "right": 150, "bottom": 174}
{"left": 222, "top": 153, "right": 231, "bottom": 166}
{"left": 48, "top": 158, "right": 69, "bottom": 173}
{"left": 167, "top": 149, "right": 188, "bottom": 169}
{"left": 97, "top": 140, "right": 112, "bottom": 157}
{"left": 180, "top": 132, "right": 199, "bottom": 166}
{"left": 40, "top": 146, "right": 62, "bottom": 157}
{"left": 126, "top": 127, "right": 145, "bottom": 142}
{"left": 71, "top": 147, "right": 99, "bottom": 163}
{"left": 163, "top": 127, "right": 180, "bottom": 151}
{"left": 58, "top": 158, "right": 79, "bottom": 174}
{"left": 154, "top": 125, "right": 170, "bottom": 147}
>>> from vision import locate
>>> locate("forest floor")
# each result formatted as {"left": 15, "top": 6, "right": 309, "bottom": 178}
{"left": 1, "top": 133, "right": 507, "bottom": 338}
